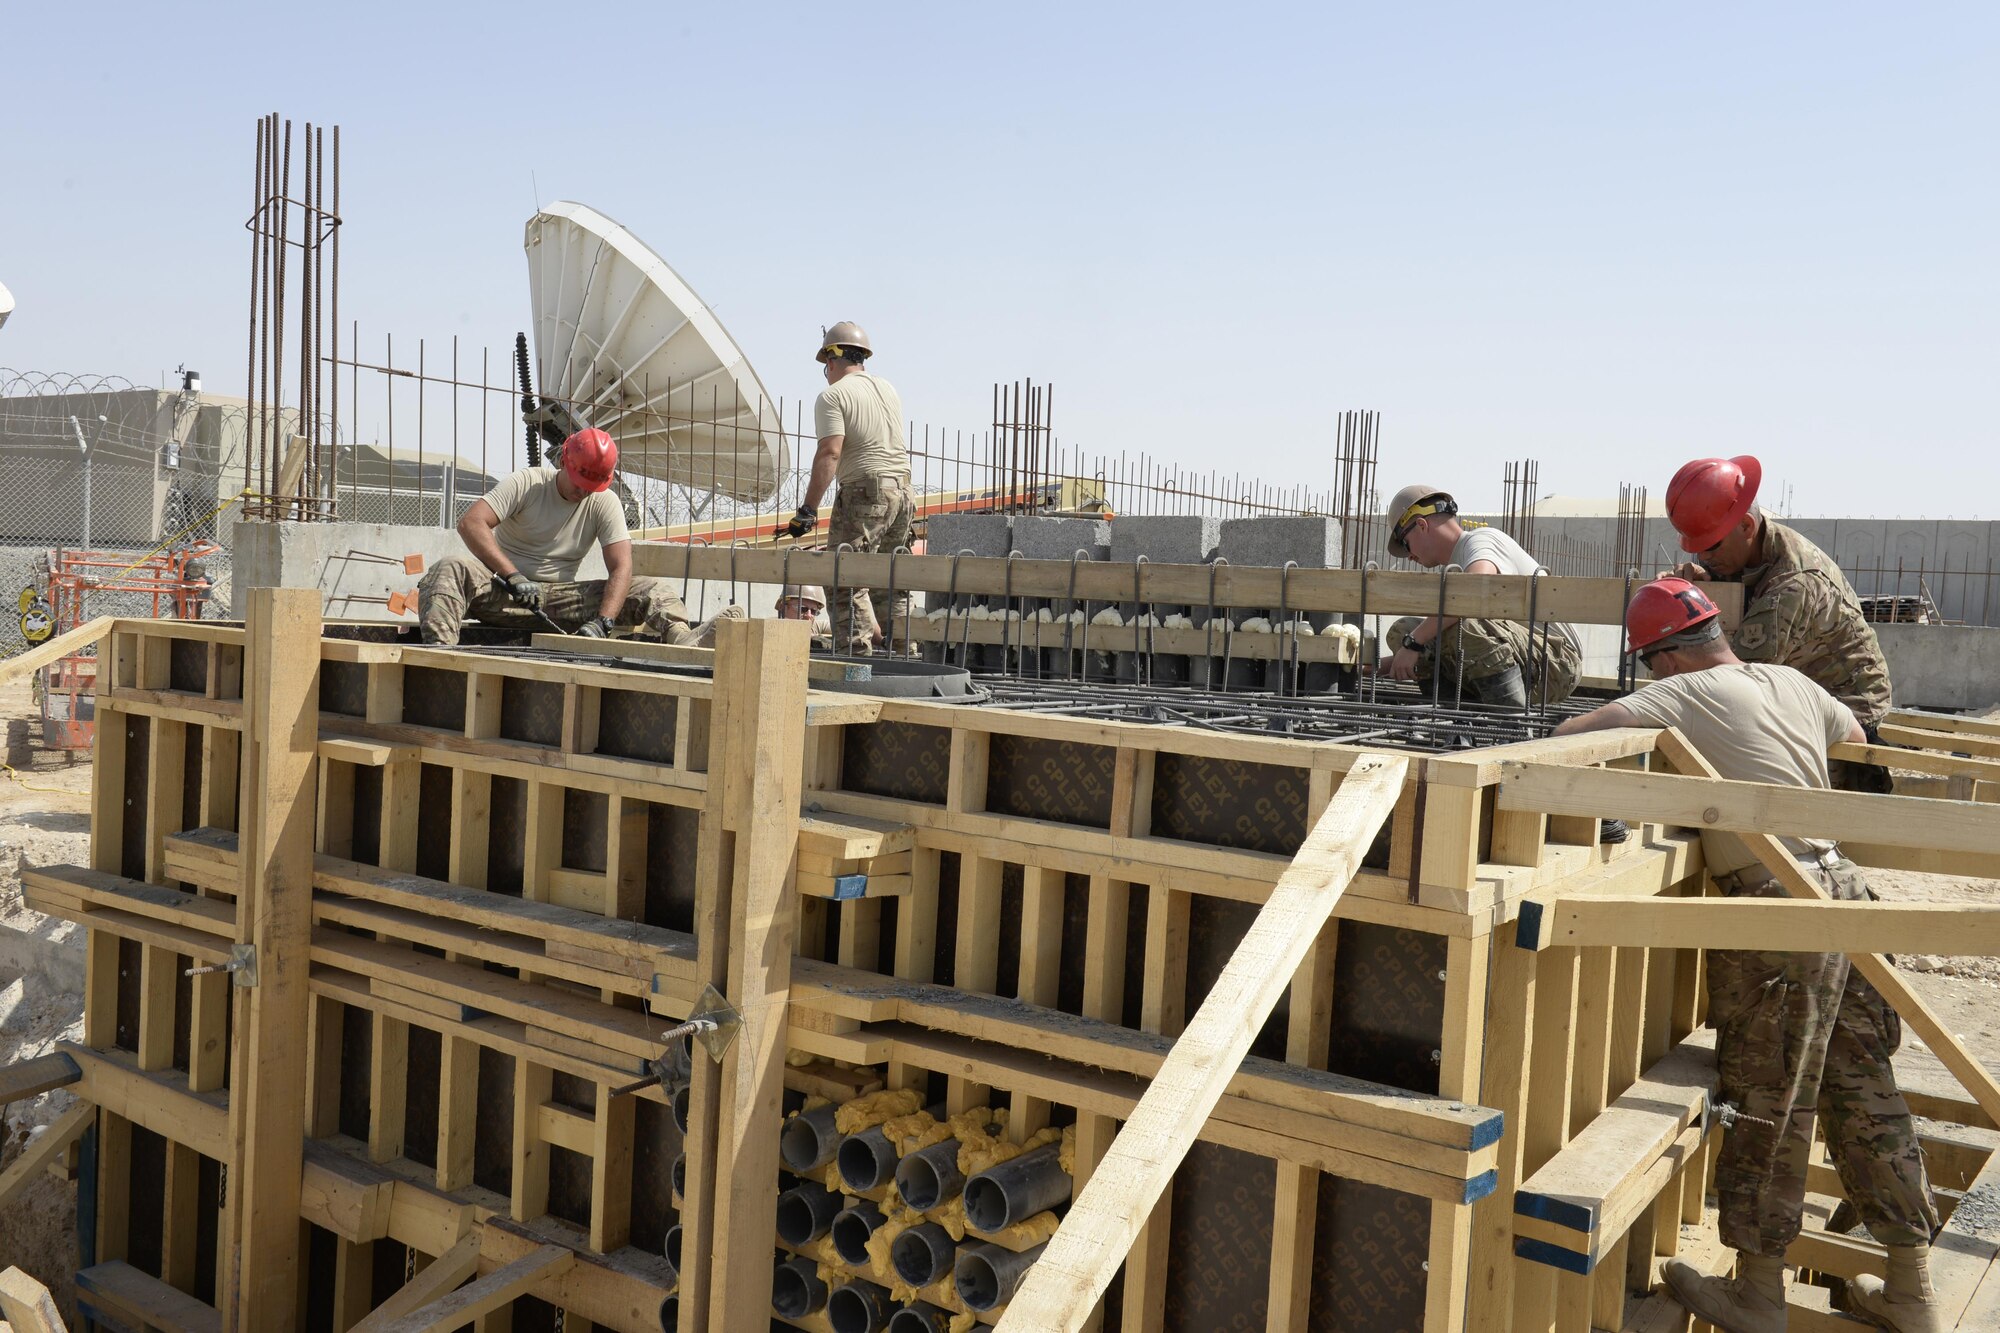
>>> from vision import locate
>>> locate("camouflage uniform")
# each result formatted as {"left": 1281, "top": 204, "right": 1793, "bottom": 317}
{"left": 1385, "top": 615, "right": 1581, "bottom": 706}
{"left": 417, "top": 556, "right": 694, "bottom": 646}
{"left": 1709, "top": 856, "right": 1938, "bottom": 1257}
{"left": 1719, "top": 520, "right": 1894, "bottom": 791}
{"left": 825, "top": 474, "right": 914, "bottom": 654}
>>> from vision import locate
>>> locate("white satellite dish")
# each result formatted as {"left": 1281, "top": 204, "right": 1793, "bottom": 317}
{"left": 524, "top": 202, "right": 788, "bottom": 504}
{"left": 0, "top": 279, "right": 14, "bottom": 331}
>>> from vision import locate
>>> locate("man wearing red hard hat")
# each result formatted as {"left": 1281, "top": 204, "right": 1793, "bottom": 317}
{"left": 1555, "top": 579, "right": 1939, "bottom": 1333}
{"left": 420, "top": 429, "right": 736, "bottom": 646}
{"left": 1663, "top": 455, "right": 1892, "bottom": 792}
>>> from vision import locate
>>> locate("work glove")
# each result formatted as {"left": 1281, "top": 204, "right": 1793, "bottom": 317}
{"left": 504, "top": 573, "right": 544, "bottom": 611}
{"left": 780, "top": 505, "right": 818, "bottom": 539}
{"left": 577, "top": 616, "right": 614, "bottom": 638}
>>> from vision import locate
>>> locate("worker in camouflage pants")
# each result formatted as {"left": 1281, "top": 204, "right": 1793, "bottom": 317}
{"left": 1707, "top": 857, "right": 1936, "bottom": 1260}
{"left": 1383, "top": 614, "right": 1580, "bottom": 707}
{"left": 418, "top": 556, "right": 703, "bottom": 646}
{"left": 781, "top": 321, "right": 914, "bottom": 654}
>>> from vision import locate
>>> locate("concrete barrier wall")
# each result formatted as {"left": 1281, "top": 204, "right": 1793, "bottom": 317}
{"left": 1876, "top": 623, "right": 2000, "bottom": 712}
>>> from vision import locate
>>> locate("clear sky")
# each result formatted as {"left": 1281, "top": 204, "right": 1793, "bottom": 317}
{"left": 3, "top": 2, "right": 1994, "bottom": 516}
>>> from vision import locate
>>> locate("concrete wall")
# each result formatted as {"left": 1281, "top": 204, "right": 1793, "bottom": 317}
{"left": 228, "top": 520, "right": 769, "bottom": 623}
{"left": 1875, "top": 623, "right": 2000, "bottom": 712}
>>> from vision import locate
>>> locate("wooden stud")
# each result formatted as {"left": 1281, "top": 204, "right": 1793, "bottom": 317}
{"left": 884, "top": 845, "right": 942, "bottom": 1090}
{"left": 677, "top": 618, "right": 810, "bottom": 1333}
{"left": 98, "top": 1109, "right": 132, "bottom": 1264}
{"left": 218, "top": 587, "right": 321, "bottom": 1332}
{"left": 590, "top": 1081, "right": 636, "bottom": 1253}
{"left": 368, "top": 1012, "right": 409, "bottom": 1163}
{"left": 1267, "top": 913, "right": 1342, "bottom": 1332}
{"left": 511, "top": 1060, "right": 553, "bottom": 1222}
{"left": 200, "top": 725, "right": 241, "bottom": 831}
{"left": 1118, "top": 881, "right": 1191, "bottom": 1333}
{"left": 136, "top": 945, "right": 177, "bottom": 1071}
{"left": 1007, "top": 864, "right": 1066, "bottom": 1140}
{"left": 435, "top": 1030, "right": 479, "bottom": 1192}
{"left": 561, "top": 683, "right": 602, "bottom": 755}
{"left": 162, "top": 1138, "right": 203, "bottom": 1293}
{"left": 1465, "top": 937, "right": 1537, "bottom": 1333}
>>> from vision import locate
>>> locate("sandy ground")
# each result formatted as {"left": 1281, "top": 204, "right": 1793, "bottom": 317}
{"left": 0, "top": 672, "right": 92, "bottom": 1321}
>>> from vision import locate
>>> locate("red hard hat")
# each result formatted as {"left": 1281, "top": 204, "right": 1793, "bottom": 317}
{"left": 1665, "top": 455, "right": 1762, "bottom": 553}
{"left": 561, "top": 428, "right": 617, "bottom": 494}
{"left": 1626, "top": 576, "right": 1721, "bottom": 653}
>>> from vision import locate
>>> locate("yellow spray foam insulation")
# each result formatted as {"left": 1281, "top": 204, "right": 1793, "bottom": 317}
{"left": 949, "top": 1313, "right": 978, "bottom": 1333}
{"left": 794, "top": 1094, "right": 834, "bottom": 1116}
{"left": 834, "top": 1087, "right": 924, "bottom": 1135}
{"left": 935, "top": 1195, "right": 970, "bottom": 1242}
{"left": 978, "top": 1208, "right": 1062, "bottom": 1249}
{"left": 865, "top": 1206, "right": 924, "bottom": 1289}
{"left": 1058, "top": 1123, "right": 1076, "bottom": 1175}
{"left": 957, "top": 1121, "right": 1062, "bottom": 1178}
{"left": 786, "top": 1048, "right": 816, "bottom": 1067}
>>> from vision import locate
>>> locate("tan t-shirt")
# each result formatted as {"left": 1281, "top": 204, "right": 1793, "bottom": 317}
{"left": 481, "top": 465, "right": 628, "bottom": 582}
{"left": 1617, "top": 663, "right": 1856, "bottom": 877}
{"left": 814, "top": 372, "right": 909, "bottom": 485}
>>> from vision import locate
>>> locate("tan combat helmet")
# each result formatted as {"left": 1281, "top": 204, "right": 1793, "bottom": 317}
{"left": 817, "top": 321, "right": 873, "bottom": 364}
{"left": 1386, "top": 483, "right": 1456, "bottom": 559}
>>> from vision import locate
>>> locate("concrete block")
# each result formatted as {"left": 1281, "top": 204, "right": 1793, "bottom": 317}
{"left": 1218, "top": 516, "right": 1341, "bottom": 570}
{"left": 1009, "top": 517, "right": 1111, "bottom": 562}
{"left": 924, "top": 513, "right": 1013, "bottom": 559}
{"left": 1108, "top": 515, "right": 1220, "bottom": 567}
{"left": 1877, "top": 623, "right": 2000, "bottom": 711}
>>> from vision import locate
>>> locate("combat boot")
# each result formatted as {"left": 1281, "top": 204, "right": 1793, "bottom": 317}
{"left": 1663, "top": 1251, "right": 1788, "bottom": 1333}
{"left": 1848, "top": 1244, "right": 1943, "bottom": 1333}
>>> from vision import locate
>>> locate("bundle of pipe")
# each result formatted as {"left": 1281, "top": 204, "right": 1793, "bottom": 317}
{"left": 773, "top": 1255, "right": 828, "bottom": 1319}
{"left": 894, "top": 1139, "right": 966, "bottom": 1212}
{"left": 962, "top": 1142, "right": 1072, "bottom": 1232}
{"left": 831, "top": 1200, "right": 889, "bottom": 1266}
{"left": 781, "top": 1102, "right": 843, "bottom": 1173}
{"left": 827, "top": 1279, "right": 895, "bottom": 1333}
{"left": 886, "top": 1303, "right": 955, "bottom": 1333}
{"left": 890, "top": 1222, "right": 957, "bottom": 1288}
{"left": 659, "top": 1293, "right": 678, "bottom": 1331}
{"left": 662, "top": 1223, "right": 683, "bottom": 1276}
{"left": 956, "top": 1241, "right": 1051, "bottom": 1313}
{"left": 776, "top": 1179, "right": 844, "bottom": 1246}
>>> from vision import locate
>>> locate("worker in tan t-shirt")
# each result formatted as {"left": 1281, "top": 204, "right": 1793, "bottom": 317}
{"left": 1553, "top": 577, "right": 1939, "bottom": 1333}
{"left": 420, "top": 429, "right": 736, "bottom": 647}
{"left": 780, "top": 321, "right": 913, "bottom": 653}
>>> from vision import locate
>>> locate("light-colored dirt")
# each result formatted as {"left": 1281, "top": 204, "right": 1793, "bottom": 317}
{"left": 0, "top": 671, "right": 90, "bottom": 1323}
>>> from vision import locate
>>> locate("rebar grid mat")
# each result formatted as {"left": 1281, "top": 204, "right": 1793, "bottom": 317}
{"left": 974, "top": 675, "right": 1600, "bottom": 752}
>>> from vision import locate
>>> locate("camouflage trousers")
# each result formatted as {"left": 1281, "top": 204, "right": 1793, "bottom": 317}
{"left": 417, "top": 556, "right": 692, "bottom": 646}
{"left": 1709, "top": 858, "right": 1938, "bottom": 1256}
{"left": 1386, "top": 616, "right": 1581, "bottom": 706}
{"left": 826, "top": 474, "right": 914, "bottom": 654}
{"left": 1829, "top": 722, "right": 1895, "bottom": 795}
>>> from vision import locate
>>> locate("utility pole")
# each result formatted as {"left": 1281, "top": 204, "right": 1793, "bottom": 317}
{"left": 69, "top": 415, "right": 96, "bottom": 550}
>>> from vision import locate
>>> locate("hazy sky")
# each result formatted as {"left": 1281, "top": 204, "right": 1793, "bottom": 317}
{"left": 3, "top": 3, "right": 1994, "bottom": 516}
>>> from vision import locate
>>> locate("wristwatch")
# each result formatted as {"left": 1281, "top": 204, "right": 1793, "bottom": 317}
{"left": 1402, "top": 634, "right": 1426, "bottom": 653}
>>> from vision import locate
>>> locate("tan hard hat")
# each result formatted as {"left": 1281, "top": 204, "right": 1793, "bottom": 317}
{"left": 780, "top": 584, "right": 826, "bottom": 608}
{"left": 1386, "top": 483, "right": 1455, "bottom": 559}
{"left": 817, "top": 321, "right": 872, "bottom": 363}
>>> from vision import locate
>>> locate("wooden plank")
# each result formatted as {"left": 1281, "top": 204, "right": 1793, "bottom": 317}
{"left": 0, "top": 1101, "right": 94, "bottom": 1210}
{"left": 1498, "top": 759, "right": 2000, "bottom": 855}
{"left": 1654, "top": 728, "right": 2000, "bottom": 1128}
{"left": 680, "top": 618, "right": 811, "bottom": 1333}
{"left": 992, "top": 752, "right": 1408, "bottom": 1332}
{"left": 1879, "top": 721, "right": 2000, "bottom": 759}
{"left": 1537, "top": 894, "right": 2000, "bottom": 954}
{"left": 0, "top": 616, "right": 112, "bottom": 689}
{"left": 347, "top": 1232, "right": 482, "bottom": 1333}
{"left": 371, "top": 1243, "right": 573, "bottom": 1333}
{"left": 0, "top": 1264, "right": 68, "bottom": 1333}
{"left": 1465, "top": 938, "right": 1536, "bottom": 1333}
{"left": 1268, "top": 915, "right": 1341, "bottom": 1332}
{"left": 219, "top": 587, "right": 322, "bottom": 1332}
{"left": 633, "top": 545, "right": 1744, "bottom": 628}
{"left": 76, "top": 1259, "right": 221, "bottom": 1333}
{"left": 0, "top": 1053, "right": 81, "bottom": 1103}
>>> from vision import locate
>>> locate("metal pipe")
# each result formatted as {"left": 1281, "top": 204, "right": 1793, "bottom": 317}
{"left": 828, "top": 1280, "right": 895, "bottom": 1333}
{"left": 838, "top": 1126, "right": 899, "bottom": 1193}
{"left": 895, "top": 1139, "right": 966, "bottom": 1211}
{"left": 780, "top": 1103, "right": 842, "bottom": 1173}
{"left": 962, "top": 1142, "right": 1071, "bottom": 1232}
{"left": 671, "top": 1083, "right": 691, "bottom": 1135}
{"left": 670, "top": 1152, "right": 685, "bottom": 1199}
{"left": 659, "top": 1293, "right": 678, "bottom": 1332}
{"left": 890, "top": 1222, "right": 957, "bottom": 1288}
{"left": 955, "top": 1241, "right": 1049, "bottom": 1313}
{"left": 772, "top": 1256, "right": 829, "bottom": 1318}
{"left": 831, "top": 1199, "right": 888, "bottom": 1266}
{"left": 775, "top": 1180, "right": 842, "bottom": 1246}
{"left": 886, "top": 1302, "right": 954, "bottom": 1333}
{"left": 663, "top": 1224, "right": 682, "bottom": 1276}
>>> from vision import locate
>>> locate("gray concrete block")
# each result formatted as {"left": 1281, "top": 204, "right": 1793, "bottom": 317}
{"left": 924, "top": 513, "right": 1013, "bottom": 559}
{"left": 1218, "top": 516, "right": 1341, "bottom": 569}
{"left": 1010, "top": 517, "right": 1111, "bottom": 561}
{"left": 1109, "top": 515, "right": 1220, "bottom": 566}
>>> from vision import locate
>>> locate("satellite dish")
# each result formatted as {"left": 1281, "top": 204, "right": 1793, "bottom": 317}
{"left": 524, "top": 202, "right": 788, "bottom": 504}
{"left": 0, "top": 279, "right": 14, "bottom": 331}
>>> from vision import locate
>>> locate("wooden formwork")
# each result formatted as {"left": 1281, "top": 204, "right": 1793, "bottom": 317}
{"left": 11, "top": 557, "right": 2000, "bottom": 1332}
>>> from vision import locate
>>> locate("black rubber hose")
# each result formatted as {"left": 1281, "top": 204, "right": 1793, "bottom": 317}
{"left": 515, "top": 331, "right": 540, "bottom": 467}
